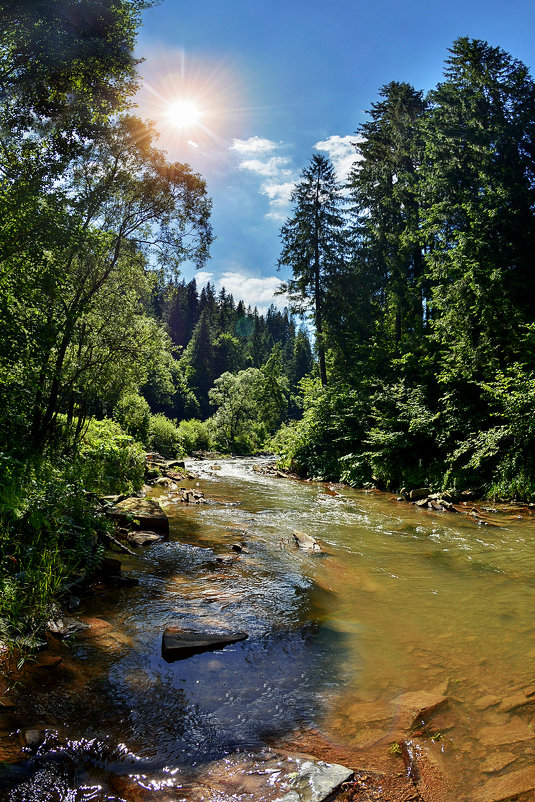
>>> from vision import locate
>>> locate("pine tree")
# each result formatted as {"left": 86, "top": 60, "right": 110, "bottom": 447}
{"left": 350, "top": 82, "right": 428, "bottom": 349}
{"left": 278, "top": 154, "right": 347, "bottom": 386}
{"left": 422, "top": 38, "right": 535, "bottom": 379}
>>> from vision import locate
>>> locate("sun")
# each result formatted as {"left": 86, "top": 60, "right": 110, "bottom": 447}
{"left": 165, "top": 98, "right": 202, "bottom": 130}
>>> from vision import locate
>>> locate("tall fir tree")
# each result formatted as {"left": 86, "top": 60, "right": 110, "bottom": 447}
{"left": 278, "top": 154, "right": 347, "bottom": 386}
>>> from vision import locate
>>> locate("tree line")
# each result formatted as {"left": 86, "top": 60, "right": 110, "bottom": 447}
{"left": 276, "top": 38, "right": 535, "bottom": 499}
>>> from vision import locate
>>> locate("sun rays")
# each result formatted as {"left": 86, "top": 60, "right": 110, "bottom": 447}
{"left": 135, "top": 47, "right": 249, "bottom": 157}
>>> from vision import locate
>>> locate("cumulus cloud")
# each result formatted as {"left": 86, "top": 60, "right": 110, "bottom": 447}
{"left": 239, "top": 156, "right": 292, "bottom": 178}
{"left": 230, "top": 136, "right": 279, "bottom": 154}
{"left": 314, "top": 134, "right": 362, "bottom": 182}
{"left": 191, "top": 267, "right": 286, "bottom": 313}
{"left": 230, "top": 135, "right": 297, "bottom": 220}
{"left": 261, "top": 181, "right": 295, "bottom": 221}
{"left": 219, "top": 272, "right": 283, "bottom": 310}
{"left": 194, "top": 270, "right": 214, "bottom": 285}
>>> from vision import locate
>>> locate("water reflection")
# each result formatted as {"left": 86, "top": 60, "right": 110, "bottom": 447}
{"left": 3, "top": 457, "right": 534, "bottom": 801}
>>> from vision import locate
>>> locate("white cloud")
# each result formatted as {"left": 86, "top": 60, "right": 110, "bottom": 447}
{"left": 194, "top": 270, "right": 214, "bottom": 285}
{"left": 239, "top": 156, "right": 292, "bottom": 178}
{"left": 314, "top": 134, "right": 363, "bottom": 182}
{"left": 218, "top": 271, "right": 285, "bottom": 312}
{"left": 229, "top": 135, "right": 297, "bottom": 220}
{"left": 230, "top": 136, "right": 279, "bottom": 154}
{"left": 261, "top": 181, "right": 295, "bottom": 221}
{"left": 192, "top": 266, "right": 286, "bottom": 312}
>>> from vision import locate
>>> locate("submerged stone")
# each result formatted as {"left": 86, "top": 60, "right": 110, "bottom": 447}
{"left": 162, "top": 627, "right": 248, "bottom": 662}
{"left": 479, "top": 716, "right": 534, "bottom": 747}
{"left": 474, "top": 766, "right": 535, "bottom": 802}
{"left": 392, "top": 688, "right": 448, "bottom": 728}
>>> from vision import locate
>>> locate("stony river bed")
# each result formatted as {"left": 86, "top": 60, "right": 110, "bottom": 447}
{"left": 0, "top": 457, "right": 534, "bottom": 801}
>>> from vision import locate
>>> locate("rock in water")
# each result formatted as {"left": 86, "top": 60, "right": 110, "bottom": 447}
{"left": 277, "top": 759, "right": 354, "bottom": 801}
{"left": 108, "top": 497, "right": 169, "bottom": 534}
{"left": 46, "top": 617, "right": 90, "bottom": 638}
{"left": 127, "top": 531, "right": 165, "bottom": 547}
{"left": 162, "top": 627, "right": 248, "bottom": 662}
{"left": 409, "top": 487, "right": 431, "bottom": 501}
{"left": 292, "top": 530, "right": 322, "bottom": 553}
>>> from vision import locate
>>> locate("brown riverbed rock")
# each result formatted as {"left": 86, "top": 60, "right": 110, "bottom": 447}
{"left": 498, "top": 687, "right": 535, "bottom": 714}
{"left": 479, "top": 715, "right": 534, "bottom": 747}
{"left": 391, "top": 688, "right": 449, "bottom": 729}
{"left": 400, "top": 739, "right": 453, "bottom": 802}
{"left": 77, "top": 617, "right": 114, "bottom": 638}
{"left": 481, "top": 752, "right": 518, "bottom": 775}
{"left": 473, "top": 765, "right": 535, "bottom": 802}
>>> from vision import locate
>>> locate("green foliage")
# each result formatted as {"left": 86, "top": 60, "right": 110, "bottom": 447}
{"left": 114, "top": 392, "right": 151, "bottom": 444}
{"left": 278, "top": 154, "right": 348, "bottom": 386}
{"left": 363, "top": 382, "right": 440, "bottom": 489}
{"left": 176, "top": 419, "right": 212, "bottom": 454}
{"left": 208, "top": 358, "right": 289, "bottom": 454}
{"left": 0, "top": 454, "right": 107, "bottom": 636}
{"left": 208, "top": 369, "right": 265, "bottom": 454}
{"left": 275, "top": 378, "right": 369, "bottom": 480}
{"left": 442, "top": 363, "right": 535, "bottom": 499}
{"left": 274, "top": 37, "right": 535, "bottom": 498}
{"left": 77, "top": 417, "right": 145, "bottom": 494}
{"left": 147, "top": 414, "right": 185, "bottom": 459}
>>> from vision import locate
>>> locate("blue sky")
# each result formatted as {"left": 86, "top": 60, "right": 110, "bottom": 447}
{"left": 135, "top": 0, "right": 535, "bottom": 311}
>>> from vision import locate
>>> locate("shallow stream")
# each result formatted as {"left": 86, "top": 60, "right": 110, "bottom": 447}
{"left": 1, "top": 458, "right": 534, "bottom": 800}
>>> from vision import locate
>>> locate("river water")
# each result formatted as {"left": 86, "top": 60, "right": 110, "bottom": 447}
{"left": 1, "top": 458, "right": 534, "bottom": 800}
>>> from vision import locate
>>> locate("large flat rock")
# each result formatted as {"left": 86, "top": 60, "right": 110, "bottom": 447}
{"left": 108, "top": 497, "right": 169, "bottom": 534}
{"left": 474, "top": 766, "right": 535, "bottom": 802}
{"left": 392, "top": 688, "right": 448, "bottom": 728}
{"left": 162, "top": 627, "right": 248, "bottom": 662}
{"left": 479, "top": 716, "right": 534, "bottom": 747}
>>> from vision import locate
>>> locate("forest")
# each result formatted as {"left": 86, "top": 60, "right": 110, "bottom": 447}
{"left": 1, "top": 0, "right": 535, "bottom": 634}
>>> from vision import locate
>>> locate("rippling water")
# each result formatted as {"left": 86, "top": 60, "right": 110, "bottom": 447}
{"left": 2, "top": 458, "right": 534, "bottom": 800}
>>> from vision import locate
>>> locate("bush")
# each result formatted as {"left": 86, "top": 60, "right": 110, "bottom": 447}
{"left": 0, "top": 417, "right": 146, "bottom": 638}
{"left": 114, "top": 392, "right": 150, "bottom": 444}
{"left": 148, "top": 413, "right": 185, "bottom": 459}
{"left": 0, "top": 454, "right": 106, "bottom": 637}
{"left": 77, "top": 417, "right": 145, "bottom": 495}
{"left": 176, "top": 418, "right": 211, "bottom": 454}
{"left": 274, "top": 378, "right": 369, "bottom": 480}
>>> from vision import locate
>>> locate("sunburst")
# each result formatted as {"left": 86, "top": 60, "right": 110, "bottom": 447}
{"left": 135, "top": 46, "right": 249, "bottom": 157}
{"left": 165, "top": 98, "right": 203, "bottom": 130}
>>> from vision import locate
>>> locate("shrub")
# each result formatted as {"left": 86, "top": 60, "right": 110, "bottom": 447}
{"left": 274, "top": 378, "right": 369, "bottom": 480}
{"left": 114, "top": 392, "right": 151, "bottom": 445}
{"left": 147, "top": 413, "right": 185, "bottom": 459}
{"left": 77, "top": 417, "right": 145, "bottom": 494}
{"left": 0, "top": 454, "right": 106, "bottom": 637}
{"left": 176, "top": 418, "right": 211, "bottom": 454}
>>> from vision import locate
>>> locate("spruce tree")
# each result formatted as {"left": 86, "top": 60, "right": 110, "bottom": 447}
{"left": 278, "top": 154, "right": 347, "bottom": 386}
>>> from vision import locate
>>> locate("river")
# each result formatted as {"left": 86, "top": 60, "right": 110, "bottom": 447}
{"left": 1, "top": 458, "right": 534, "bottom": 800}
